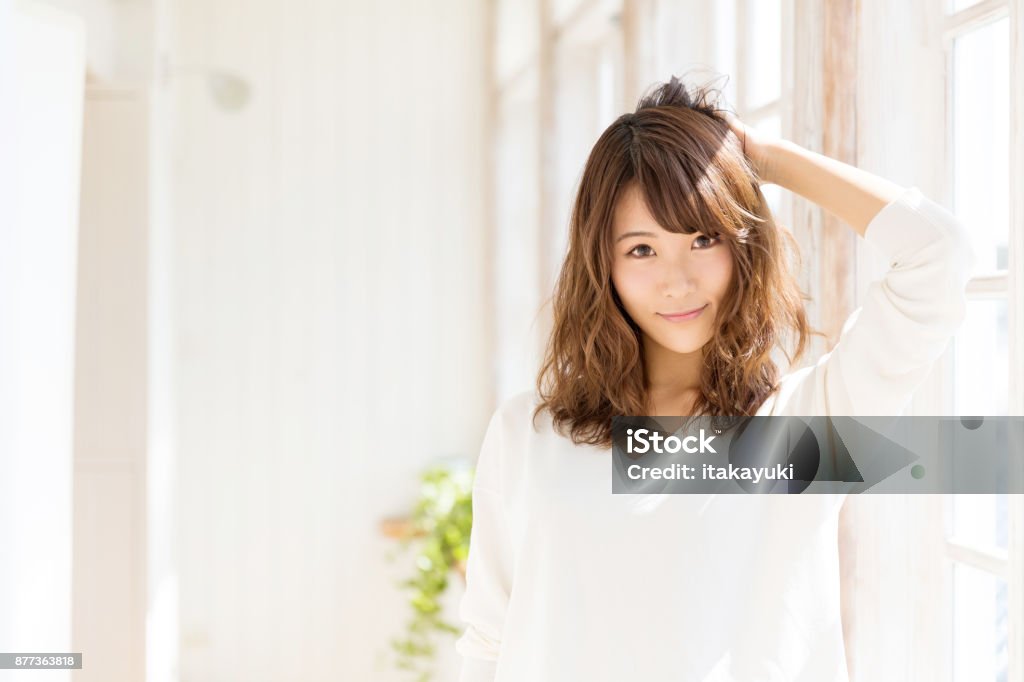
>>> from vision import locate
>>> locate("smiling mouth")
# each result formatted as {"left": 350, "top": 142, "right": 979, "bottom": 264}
{"left": 658, "top": 304, "right": 708, "bottom": 321}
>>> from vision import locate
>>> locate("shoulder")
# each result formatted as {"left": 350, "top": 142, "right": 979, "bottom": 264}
{"left": 761, "top": 358, "right": 828, "bottom": 416}
{"left": 485, "top": 388, "right": 568, "bottom": 449}
{"left": 475, "top": 390, "right": 548, "bottom": 492}
{"left": 501, "top": 387, "right": 540, "bottom": 411}
{"left": 493, "top": 388, "right": 543, "bottom": 428}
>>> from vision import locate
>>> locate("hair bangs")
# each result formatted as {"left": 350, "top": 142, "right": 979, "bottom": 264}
{"left": 630, "top": 126, "right": 763, "bottom": 243}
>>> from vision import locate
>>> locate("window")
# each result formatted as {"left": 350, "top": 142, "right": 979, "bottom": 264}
{"left": 733, "top": 0, "right": 788, "bottom": 239}
{"left": 492, "top": 0, "right": 543, "bottom": 402}
{"left": 948, "top": 11, "right": 1011, "bottom": 415}
{"left": 942, "top": 2, "right": 1020, "bottom": 680}
{"left": 550, "top": 2, "right": 623, "bottom": 284}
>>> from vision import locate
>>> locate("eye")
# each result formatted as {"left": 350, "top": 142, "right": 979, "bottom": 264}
{"left": 626, "top": 244, "right": 655, "bottom": 258}
{"left": 693, "top": 234, "right": 720, "bottom": 249}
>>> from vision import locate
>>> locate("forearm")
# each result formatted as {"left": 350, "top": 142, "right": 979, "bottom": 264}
{"left": 765, "top": 139, "right": 906, "bottom": 238}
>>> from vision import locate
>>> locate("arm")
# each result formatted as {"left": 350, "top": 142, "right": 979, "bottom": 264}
{"left": 819, "top": 186, "right": 975, "bottom": 415}
{"left": 766, "top": 139, "right": 904, "bottom": 238}
{"left": 723, "top": 112, "right": 904, "bottom": 236}
{"left": 453, "top": 409, "right": 514, "bottom": 682}
{"left": 725, "top": 114, "right": 976, "bottom": 416}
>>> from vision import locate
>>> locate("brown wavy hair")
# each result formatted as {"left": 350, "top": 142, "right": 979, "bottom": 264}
{"left": 533, "top": 75, "right": 819, "bottom": 448}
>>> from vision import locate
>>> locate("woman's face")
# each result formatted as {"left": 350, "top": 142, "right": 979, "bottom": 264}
{"left": 610, "top": 183, "right": 735, "bottom": 354}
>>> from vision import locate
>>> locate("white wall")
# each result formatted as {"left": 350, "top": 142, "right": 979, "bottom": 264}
{"left": 162, "top": 0, "right": 489, "bottom": 679}
{"left": 0, "top": 2, "right": 85, "bottom": 680}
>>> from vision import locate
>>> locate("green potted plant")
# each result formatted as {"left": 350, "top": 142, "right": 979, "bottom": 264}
{"left": 384, "top": 460, "right": 474, "bottom": 682}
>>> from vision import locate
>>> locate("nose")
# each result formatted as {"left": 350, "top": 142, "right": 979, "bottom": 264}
{"left": 657, "top": 248, "right": 700, "bottom": 297}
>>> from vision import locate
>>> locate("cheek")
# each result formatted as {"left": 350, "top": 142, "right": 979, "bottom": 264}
{"left": 611, "top": 263, "right": 660, "bottom": 312}
{"left": 610, "top": 262, "right": 639, "bottom": 296}
{"left": 703, "top": 250, "right": 735, "bottom": 299}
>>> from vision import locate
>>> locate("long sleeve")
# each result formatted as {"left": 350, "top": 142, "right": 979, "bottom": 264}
{"left": 815, "top": 186, "right": 976, "bottom": 416}
{"left": 453, "top": 408, "right": 515, "bottom": 682}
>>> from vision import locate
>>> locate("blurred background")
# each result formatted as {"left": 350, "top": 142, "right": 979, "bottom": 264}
{"left": 0, "top": 0, "right": 1021, "bottom": 680}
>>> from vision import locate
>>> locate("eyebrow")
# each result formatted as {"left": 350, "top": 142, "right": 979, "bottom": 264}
{"left": 615, "top": 230, "right": 659, "bottom": 243}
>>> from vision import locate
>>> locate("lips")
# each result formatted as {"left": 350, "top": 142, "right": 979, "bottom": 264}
{"left": 661, "top": 305, "right": 707, "bottom": 317}
{"left": 657, "top": 304, "right": 708, "bottom": 322}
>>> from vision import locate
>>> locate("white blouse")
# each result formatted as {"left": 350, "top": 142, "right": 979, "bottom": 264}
{"left": 454, "top": 187, "right": 975, "bottom": 682}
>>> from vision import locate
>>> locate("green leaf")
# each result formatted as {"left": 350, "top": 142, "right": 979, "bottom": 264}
{"left": 383, "top": 462, "right": 478, "bottom": 677}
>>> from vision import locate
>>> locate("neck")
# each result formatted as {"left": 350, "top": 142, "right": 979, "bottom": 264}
{"left": 643, "top": 339, "right": 704, "bottom": 399}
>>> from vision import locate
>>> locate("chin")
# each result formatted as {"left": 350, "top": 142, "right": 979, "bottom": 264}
{"left": 655, "top": 335, "right": 708, "bottom": 354}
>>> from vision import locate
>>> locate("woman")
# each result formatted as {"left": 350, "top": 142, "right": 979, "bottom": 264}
{"left": 454, "top": 76, "right": 974, "bottom": 681}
